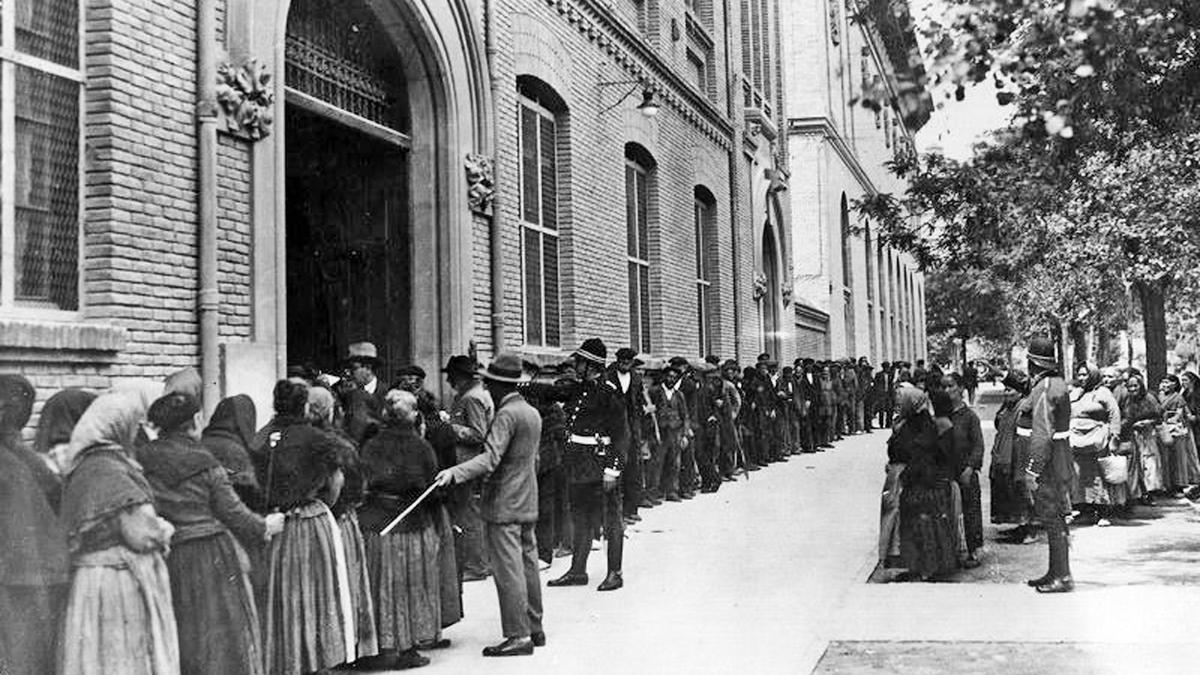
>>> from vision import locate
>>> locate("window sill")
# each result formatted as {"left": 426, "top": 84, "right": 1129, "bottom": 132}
{"left": 0, "top": 317, "right": 127, "bottom": 362}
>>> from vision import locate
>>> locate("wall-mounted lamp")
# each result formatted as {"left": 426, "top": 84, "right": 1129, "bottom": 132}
{"left": 597, "top": 79, "right": 661, "bottom": 118}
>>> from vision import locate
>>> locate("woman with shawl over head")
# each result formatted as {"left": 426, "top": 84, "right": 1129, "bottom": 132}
{"left": 35, "top": 388, "right": 96, "bottom": 475}
{"left": 1, "top": 376, "right": 69, "bottom": 674}
{"left": 140, "top": 392, "right": 285, "bottom": 675}
{"left": 307, "top": 384, "right": 380, "bottom": 665}
{"left": 878, "top": 384, "right": 930, "bottom": 569}
{"left": 254, "top": 379, "right": 356, "bottom": 675}
{"left": 1157, "top": 374, "right": 1200, "bottom": 494}
{"left": 990, "top": 371, "right": 1035, "bottom": 542}
{"left": 1120, "top": 371, "right": 1164, "bottom": 504}
{"left": 58, "top": 389, "right": 179, "bottom": 675}
{"left": 202, "top": 394, "right": 262, "bottom": 508}
{"left": 1069, "top": 365, "right": 1125, "bottom": 525}
{"left": 359, "top": 390, "right": 447, "bottom": 670}
{"left": 896, "top": 389, "right": 961, "bottom": 581}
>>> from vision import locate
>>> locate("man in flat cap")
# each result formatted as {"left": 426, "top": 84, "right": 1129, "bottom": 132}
{"left": 650, "top": 362, "right": 689, "bottom": 501}
{"left": 442, "top": 355, "right": 495, "bottom": 582}
{"left": 548, "top": 338, "right": 632, "bottom": 591}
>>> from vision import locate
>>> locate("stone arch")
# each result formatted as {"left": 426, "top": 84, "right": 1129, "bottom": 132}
{"left": 512, "top": 12, "right": 574, "bottom": 108}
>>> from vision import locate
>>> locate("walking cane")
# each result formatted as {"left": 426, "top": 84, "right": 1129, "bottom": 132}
{"left": 380, "top": 482, "right": 440, "bottom": 536}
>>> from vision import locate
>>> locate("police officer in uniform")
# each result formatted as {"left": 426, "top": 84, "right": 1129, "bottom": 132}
{"left": 1023, "top": 337, "right": 1076, "bottom": 593}
{"left": 547, "top": 338, "right": 631, "bottom": 592}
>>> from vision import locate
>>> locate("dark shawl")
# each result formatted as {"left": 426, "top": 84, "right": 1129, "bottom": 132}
{"left": 138, "top": 432, "right": 221, "bottom": 488}
{"left": 202, "top": 394, "right": 260, "bottom": 505}
{"left": 252, "top": 417, "right": 342, "bottom": 512}
{"left": 358, "top": 424, "right": 439, "bottom": 534}
{"left": 35, "top": 388, "right": 97, "bottom": 455}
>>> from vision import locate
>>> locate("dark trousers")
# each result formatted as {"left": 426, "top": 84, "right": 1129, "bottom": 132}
{"left": 797, "top": 413, "right": 813, "bottom": 451}
{"left": 718, "top": 422, "right": 739, "bottom": 477}
{"left": 680, "top": 432, "right": 698, "bottom": 494}
{"left": 568, "top": 481, "right": 624, "bottom": 574}
{"left": 485, "top": 522, "right": 544, "bottom": 638}
{"left": 696, "top": 429, "right": 721, "bottom": 490}
{"left": 452, "top": 481, "right": 491, "bottom": 576}
{"left": 1034, "top": 466, "right": 1072, "bottom": 579}
{"left": 658, "top": 428, "right": 682, "bottom": 498}
{"left": 536, "top": 467, "right": 564, "bottom": 562}
{"left": 644, "top": 435, "right": 664, "bottom": 500}
{"left": 622, "top": 442, "right": 643, "bottom": 516}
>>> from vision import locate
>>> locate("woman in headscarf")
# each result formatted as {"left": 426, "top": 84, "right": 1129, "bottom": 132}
{"left": 308, "top": 384, "right": 380, "bottom": 666}
{"left": 1069, "top": 364, "right": 1124, "bottom": 526}
{"left": 35, "top": 388, "right": 96, "bottom": 475}
{"left": 990, "top": 371, "right": 1035, "bottom": 542}
{"left": 255, "top": 379, "right": 356, "bottom": 675}
{"left": 1157, "top": 374, "right": 1200, "bottom": 495}
{"left": 1, "top": 375, "right": 69, "bottom": 674}
{"left": 943, "top": 372, "right": 984, "bottom": 568}
{"left": 201, "top": 394, "right": 261, "bottom": 508}
{"left": 58, "top": 389, "right": 178, "bottom": 675}
{"left": 359, "top": 390, "right": 446, "bottom": 670}
{"left": 896, "top": 389, "right": 961, "bottom": 581}
{"left": 141, "top": 392, "right": 282, "bottom": 675}
{"left": 1120, "top": 371, "right": 1164, "bottom": 504}
{"left": 1183, "top": 372, "right": 1200, "bottom": 452}
{"left": 877, "top": 381, "right": 930, "bottom": 569}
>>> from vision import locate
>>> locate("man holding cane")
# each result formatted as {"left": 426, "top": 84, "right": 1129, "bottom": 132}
{"left": 433, "top": 352, "right": 545, "bottom": 656}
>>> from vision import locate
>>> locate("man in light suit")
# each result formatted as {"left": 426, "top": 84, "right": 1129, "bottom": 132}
{"left": 434, "top": 352, "right": 545, "bottom": 656}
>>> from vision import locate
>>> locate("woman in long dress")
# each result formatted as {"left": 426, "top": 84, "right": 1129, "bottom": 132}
{"left": 1158, "top": 374, "right": 1200, "bottom": 494}
{"left": 35, "top": 388, "right": 96, "bottom": 475}
{"left": 202, "top": 394, "right": 262, "bottom": 508}
{"left": 989, "top": 371, "right": 1035, "bottom": 542}
{"left": 58, "top": 389, "right": 179, "bottom": 675}
{"left": 1069, "top": 365, "right": 1124, "bottom": 525}
{"left": 359, "top": 390, "right": 447, "bottom": 670}
{"left": 254, "top": 379, "right": 356, "bottom": 675}
{"left": 1120, "top": 371, "right": 1164, "bottom": 504}
{"left": 1, "top": 376, "right": 69, "bottom": 674}
{"left": 895, "top": 389, "right": 960, "bottom": 581}
{"left": 141, "top": 392, "right": 284, "bottom": 675}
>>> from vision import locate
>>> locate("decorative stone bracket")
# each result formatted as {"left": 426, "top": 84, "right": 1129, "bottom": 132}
{"left": 216, "top": 60, "right": 275, "bottom": 141}
{"left": 465, "top": 153, "right": 495, "bottom": 215}
{"left": 782, "top": 282, "right": 794, "bottom": 306}
{"left": 752, "top": 272, "right": 769, "bottom": 301}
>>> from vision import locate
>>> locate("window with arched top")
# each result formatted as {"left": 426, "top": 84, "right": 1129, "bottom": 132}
{"left": 625, "top": 143, "right": 656, "bottom": 353}
{"left": 1, "top": 0, "right": 82, "bottom": 313}
{"left": 694, "top": 186, "right": 716, "bottom": 357}
{"left": 516, "top": 76, "right": 568, "bottom": 348}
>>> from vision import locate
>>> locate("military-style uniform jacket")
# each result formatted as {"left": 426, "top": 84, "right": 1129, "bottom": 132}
{"left": 1025, "top": 371, "right": 1073, "bottom": 482}
{"left": 561, "top": 379, "right": 631, "bottom": 483}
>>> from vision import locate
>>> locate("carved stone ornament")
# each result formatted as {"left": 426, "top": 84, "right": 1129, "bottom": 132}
{"left": 216, "top": 60, "right": 275, "bottom": 140}
{"left": 465, "top": 153, "right": 495, "bottom": 215}
{"left": 829, "top": 2, "right": 842, "bottom": 46}
{"left": 781, "top": 282, "right": 794, "bottom": 306}
{"left": 753, "top": 272, "right": 769, "bottom": 301}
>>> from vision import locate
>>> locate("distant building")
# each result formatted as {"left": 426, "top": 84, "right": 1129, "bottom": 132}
{"left": 779, "top": 0, "right": 930, "bottom": 362}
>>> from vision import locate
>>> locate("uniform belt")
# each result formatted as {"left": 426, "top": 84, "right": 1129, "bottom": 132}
{"left": 1015, "top": 428, "right": 1068, "bottom": 439}
{"left": 568, "top": 434, "right": 611, "bottom": 445}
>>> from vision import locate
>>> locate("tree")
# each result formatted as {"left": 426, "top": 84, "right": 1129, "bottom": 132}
{"left": 924, "top": 268, "right": 1012, "bottom": 374}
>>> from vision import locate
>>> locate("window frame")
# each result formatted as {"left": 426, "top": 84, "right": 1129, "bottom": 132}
{"left": 516, "top": 92, "right": 561, "bottom": 348}
{"left": 625, "top": 157, "right": 652, "bottom": 354}
{"left": 0, "top": 0, "right": 86, "bottom": 318}
{"left": 693, "top": 194, "right": 713, "bottom": 357}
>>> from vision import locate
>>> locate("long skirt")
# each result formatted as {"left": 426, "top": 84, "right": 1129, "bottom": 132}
{"left": 0, "top": 583, "right": 66, "bottom": 675}
{"left": 338, "top": 511, "right": 379, "bottom": 661}
{"left": 1162, "top": 429, "right": 1200, "bottom": 489}
{"left": 959, "top": 473, "right": 983, "bottom": 552}
{"left": 262, "top": 501, "right": 356, "bottom": 675}
{"left": 1072, "top": 450, "right": 1128, "bottom": 507}
{"left": 878, "top": 462, "right": 905, "bottom": 562}
{"left": 990, "top": 436, "right": 1033, "bottom": 524}
{"left": 364, "top": 522, "right": 443, "bottom": 651}
{"left": 434, "top": 507, "right": 463, "bottom": 628}
{"left": 167, "top": 533, "right": 261, "bottom": 675}
{"left": 1128, "top": 427, "right": 1165, "bottom": 498}
{"left": 59, "top": 546, "right": 179, "bottom": 675}
{"left": 899, "top": 481, "right": 958, "bottom": 579}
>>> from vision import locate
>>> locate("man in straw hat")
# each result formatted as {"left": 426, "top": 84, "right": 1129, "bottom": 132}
{"left": 434, "top": 352, "right": 545, "bottom": 656}
{"left": 342, "top": 341, "right": 386, "bottom": 443}
{"left": 547, "top": 338, "right": 632, "bottom": 592}
{"left": 1023, "top": 336, "right": 1076, "bottom": 593}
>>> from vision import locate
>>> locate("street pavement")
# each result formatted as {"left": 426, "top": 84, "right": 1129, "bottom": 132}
{"left": 365, "top": 389, "right": 1200, "bottom": 674}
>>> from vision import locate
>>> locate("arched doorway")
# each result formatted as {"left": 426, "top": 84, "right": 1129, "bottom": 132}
{"left": 284, "top": 0, "right": 412, "bottom": 374}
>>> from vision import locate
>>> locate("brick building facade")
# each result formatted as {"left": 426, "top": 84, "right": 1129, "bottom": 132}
{"left": 781, "top": 0, "right": 930, "bottom": 364}
{"left": 0, "top": 0, "right": 805, "bottom": 425}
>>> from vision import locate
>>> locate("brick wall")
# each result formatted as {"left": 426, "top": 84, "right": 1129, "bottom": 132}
{"left": 216, "top": 134, "right": 252, "bottom": 340}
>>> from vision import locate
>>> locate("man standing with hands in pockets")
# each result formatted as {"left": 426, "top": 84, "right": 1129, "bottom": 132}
{"left": 433, "top": 352, "right": 545, "bottom": 656}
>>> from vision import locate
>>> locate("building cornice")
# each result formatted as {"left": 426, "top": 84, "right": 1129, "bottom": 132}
{"left": 786, "top": 116, "right": 877, "bottom": 196}
{"left": 548, "top": 0, "right": 736, "bottom": 149}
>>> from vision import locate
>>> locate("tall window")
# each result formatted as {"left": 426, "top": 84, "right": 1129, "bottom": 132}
{"left": 625, "top": 145, "right": 655, "bottom": 353}
{"left": 1, "top": 0, "right": 82, "bottom": 312}
{"left": 840, "top": 195, "right": 853, "bottom": 289}
{"left": 517, "top": 80, "right": 564, "bottom": 347}
{"left": 686, "top": 49, "right": 708, "bottom": 96}
{"left": 694, "top": 187, "right": 715, "bottom": 357}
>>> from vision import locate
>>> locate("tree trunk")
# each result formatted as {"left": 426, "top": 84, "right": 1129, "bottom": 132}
{"left": 1097, "top": 328, "right": 1112, "bottom": 367}
{"left": 1068, "top": 320, "right": 1089, "bottom": 370}
{"left": 961, "top": 334, "right": 969, "bottom": 376}
{"left": 1135, "top": 280, "right": 1168, "bottom": 386}
{"left": 1049, "top": 321, "right": 1065, "bottom": 373}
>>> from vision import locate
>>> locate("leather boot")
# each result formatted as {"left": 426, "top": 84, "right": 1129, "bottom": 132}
{"left": 1036, "top": 526, "right": 1073, "bottom": 593}
{"left": 606, "top": 526, "right": 624, "bottom": 573}
{"left": 597, "top": 570, "right": 623, "bottom": 591}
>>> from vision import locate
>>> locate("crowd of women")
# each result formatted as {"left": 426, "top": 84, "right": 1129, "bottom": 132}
{"left": 991, "top": 365, "right": 1200, "bottom": 534}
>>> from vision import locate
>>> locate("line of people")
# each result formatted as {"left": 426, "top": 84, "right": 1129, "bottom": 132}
{"left": 0, "top": 340, "right": 914, "bottom": 674}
